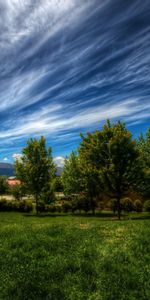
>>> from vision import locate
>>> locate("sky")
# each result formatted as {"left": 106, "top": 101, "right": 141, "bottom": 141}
{"left": 0, "top": 0, "right": 150, "bottom": 166}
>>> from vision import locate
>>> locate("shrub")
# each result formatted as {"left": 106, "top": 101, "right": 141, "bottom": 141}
{"left": 0, "top": 198, "right": 33, "bottom": 212}
{"left": 40, "top": 187, "right": 56, "bottom": 205}
{"left": 11, "top": 185, "right": 23, "bottom": 201}
{"left": 98, "top": 201, "right": 105, "bottom": 211}
{"left": 78, "top": 194, "right": 91, "bottom": 213}
{"left": 0, "top": 198, "right": 7, "bottom": 211}
{"left": 143, "top": 200, "right": 150, "bottom": 212}
{"left": 108, "top": 199, "right": 118, "bottom": 213}
{"left": 18, "top": 200, "right": 33, "bottom": 212}
{"left": 134, "top": 199, "right": 143, "bottom": 212}
{"left": 46, "top": 205, "right": 56, "bottom": 213}
{"left": 121, "top": 197, "right": 134, "bottom": 212}
{"left": 37, "top": 201, "right": 46, "bottom": 213}
{"left": 62, "top": 202, "right": 72, "bottom": 213}
{"left": 71, "top": 198, "right": 79, "bottom": 213}
{"left": 55, "top": 205, "right": 62, "bottom": 213}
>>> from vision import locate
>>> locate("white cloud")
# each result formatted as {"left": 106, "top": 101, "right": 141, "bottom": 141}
{"left": 53, "top": 156, "right": 65, "bottom": 167}
{"left": 0, "top": 98, "right": 149, "bottom": 141}
{"left": 3, "top": 157, "right": 8, "bottom": 161}
{"left": 12, "top": 153, "right": 23, "bottom": 161}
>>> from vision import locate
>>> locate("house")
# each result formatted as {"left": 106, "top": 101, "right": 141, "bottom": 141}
{"left": 6, "top": 176, "right": 21, "bottom": 187}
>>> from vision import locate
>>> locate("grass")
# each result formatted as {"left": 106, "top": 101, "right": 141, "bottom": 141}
{"left": 0, "top": 212, "right": 150, "bottom": 300}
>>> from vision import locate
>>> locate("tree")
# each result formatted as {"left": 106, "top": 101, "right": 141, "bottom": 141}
{"left": 61, "top": 151, "right": 82, "bottom": 195}
{"left": 0, "top": 176, "right": 8, "bottom": 195}
{"left": 53, "top": 176, "right": 63, "bottom": 192}
{"left": 15, "top": 136, "right": 56, "bottom": 213}
{"left": 138, "top": 128, "right": 150, "bottom": 168}
{"left": 11, "top": 184, "right": 23, "bottom": 201}
{"left": 79, "top": 120, "right": 143, "bottom": 219}
{"left": 137, "top": 128, "right": 150, "bottom": 198}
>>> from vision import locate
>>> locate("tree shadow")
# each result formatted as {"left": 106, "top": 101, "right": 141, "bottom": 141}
{"left": 130, "top": 215, "right": 150, "bottom": 220}
{"left": 23, "top": 212, "right": 150, "bottom": 221}
{"left": 23, "top": 212, "right": 117, "bottom": 219}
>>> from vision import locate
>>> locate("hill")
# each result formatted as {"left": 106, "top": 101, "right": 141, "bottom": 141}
{"left": 0, "top": 162, "right": 62, "bottom": 176}
{"left": 0, "top": 163, "right": 14, "bottom": 176}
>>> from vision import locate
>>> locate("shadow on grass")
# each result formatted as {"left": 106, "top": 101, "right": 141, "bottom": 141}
{"left": 23, "top": 212, "right": 150, "bottom": 221}
{"left": 130, "top": 215, "right": 150, "bottom": 220}
{"left": 23, "top": 212, "right": 119, "bottom": 220}
{"left": 23, "top": 212, "right": 123, "bottom": 221}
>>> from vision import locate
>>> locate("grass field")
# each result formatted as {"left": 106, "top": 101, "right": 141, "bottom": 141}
{"left": 0, "top": 212, "right": 150, "bottom": 300}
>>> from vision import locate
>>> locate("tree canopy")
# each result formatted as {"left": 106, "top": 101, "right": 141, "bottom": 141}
{"left": 79, "top": 121, "right": 143, "bottom": 219}
{"left": 15, "top": 136, "right": 56, "bottom": 213}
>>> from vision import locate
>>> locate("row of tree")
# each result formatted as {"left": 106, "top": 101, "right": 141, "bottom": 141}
{"left": 62, "top": 121, "right": 150, "bottom": 219}
{"left": 14, "top": 120, "right": 150, "bottom": 219}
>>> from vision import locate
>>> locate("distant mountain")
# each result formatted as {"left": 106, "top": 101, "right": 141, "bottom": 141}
{"left": 0, "top": 163, "right": 14, "bottom": 176}
{"left": 0, "top": 162, "right": 62, "bottom": 177}
{"left": 56, "top": 167, "right": 63, "bottom": 176}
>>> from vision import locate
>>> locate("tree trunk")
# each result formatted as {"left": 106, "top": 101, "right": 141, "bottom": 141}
{"left": 90, "top": 197, "right": 95, "bottom": 215}
{"left": 35, "top": 194, "right": 39, "bottom": 215}
{"left": 117, "top": 196, "right": 121, "bottom": 220}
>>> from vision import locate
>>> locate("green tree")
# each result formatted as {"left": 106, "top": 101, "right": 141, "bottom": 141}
{"left": 15, "top": 136, "right": 56, "bottom": 213}
{"left": 138, "top": 129, "right": 150, "bottom": 168}
{"left": 137, "top": 128, "right": 150, "bottom": 198}
{"left": 61, "top": 151, "right": 82, "bottom": 195}
{"left": 11, "top": 184, "right": 23, "bottom": 201}
{"left": 0, "top": 176, "right": 8, "bottom": 195}
{"left": 53, "top": 176, "right": 63, "bottom": 192}
{"left": 79, "top": 120, "right": 143, "bottom": 219}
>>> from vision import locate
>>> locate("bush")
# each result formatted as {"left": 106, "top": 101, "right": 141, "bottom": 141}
{"left": 18, "top": 200, "right": 33, "bottom": 212}
{"left": 77, "top": 194, "right": 91, "bottom": 213}
{"left": 40, "top": 185, "right": 56, "bottom": 205}
{"left": 0, "top": 198, "right": 7, "bottom": 211}
{"left": 143, "top": 200, "right": 150, "bottom": 212}
{"left": 55, "top": 205, "right": 62, "bottom": 213}
{"left": 46, "top": 205, "right": 56, "bottom": 213}
{"left": 62, "top": 202, "right": 72, "bottom": 213}
{"left": 11, "top": 185, "right": 23, "bottom": 201}
{"left": 37, "top": 201, "right": 46, "bottom": 213}
{"left": 0, "top": 198, "right": 33, "bottom": 212}
{"left": 134, "top": 200, "right": 143, "bottom": 212}
{"left": 45, "top": 204, "right": 62, "bottom": 213}
{"left": 121, "top": 197, "right": 134, "bottom": 212}
{"left": 108, "top": 199, "right": 118, "bottom": 213}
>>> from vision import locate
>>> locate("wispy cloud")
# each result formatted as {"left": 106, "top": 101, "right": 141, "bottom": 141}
{"left": 0, "top": 0, "right": 150, "bottom": 159}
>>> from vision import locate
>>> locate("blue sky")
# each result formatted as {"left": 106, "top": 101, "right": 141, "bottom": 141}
{"left": 0, "top": 0, "right": 150, "bottom": 166}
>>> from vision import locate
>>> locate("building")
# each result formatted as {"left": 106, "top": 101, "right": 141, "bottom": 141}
{"left": 6, "top": 177, "right": 21, "bottom": 187}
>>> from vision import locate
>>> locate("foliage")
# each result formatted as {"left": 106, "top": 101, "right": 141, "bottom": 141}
{"left": 61, "top": 151, "right": 82, "bottom": 195}
{"left": 0, "top": 212, "right": 150, "bottom": 300}
{"left": 62, "top": 201, "right": 72, "bottom": 213}
{"left": 46, "top": 204, "right": 57, "bottom": 213}
{"left": 121, "top": 197, "right": 134, "bottom": 212}
{"left": 138, "top": 129, "right": 150, "bottom": 168}
{"left": 134, "top": 199, "right": 143, "bottom": 212}
{"left": 37, "top": 201, "right": 46, "bottom": 213}
{"left": 137, "top": 129, "right": 150, "bottom": 198}
{"left": 0, "top": 198, "right": 33, "bottom": 212}
{"left": 0, "top": 176, "right": 8, "bottom": 195}
{"left": 15, "top": 136, "right": 56, "bottom": 213}
{"left": 108, "top": 198, "right": 118, "bottom": 213}
{"left": 18, "top": 200, "right": 33, "bottom": 212}
{"left": 143, "top": 200, "right": 150, "bottom": 212}
{"left": 79, "top": 120, "right": 143, "bottom": 219}
{"left": 53, "top": 176, "right": 63, "bottom": 192}
{"left": 39, "top": 182, "right": 56, "bottom": 204}
{"left": 11, "top": 184, "right": 24, "bottom": 201}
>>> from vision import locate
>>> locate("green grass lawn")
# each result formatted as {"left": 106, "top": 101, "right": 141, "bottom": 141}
{"left": 0, "top": 212, "right": 150, "bottom": 300}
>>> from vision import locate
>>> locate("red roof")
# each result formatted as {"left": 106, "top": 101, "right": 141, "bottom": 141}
{"left": 6, "top": 179, "right": 21, "bottom": 187}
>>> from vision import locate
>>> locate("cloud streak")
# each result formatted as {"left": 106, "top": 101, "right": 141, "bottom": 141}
{"left": 0, "top": 0, "right": 150, "bottom": 161}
